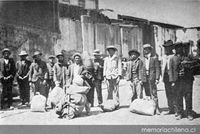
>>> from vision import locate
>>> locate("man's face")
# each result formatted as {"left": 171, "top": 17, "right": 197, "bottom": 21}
{"left": 108, "top": 49, "right": 115, "bottom": 56}
{"left": 57, "top": 56, "right": 64, "bottom": 62}
{"left": 34, "top": 55, "right": 41, "bottom": 61}
{"left": 74, "top": 56, "right": 81, "bottom": 64}
{"left": 130, "top": 53, "right": 138, "bottom": 60}
{"left": 94, "top": 55, "right": 101, "bottom": 59}
{"left": 20, "top": 55, "right": 27, "bottom": 60}
{"left": 164, "top": 46, "right": 173, "bottom": 55}
{"left": 49, "top": 58, "right": 55, "bottom": 64}
{"left": 143, "top": 48, "right": 151, "bottom": 55}
{"left": 175, "top": 46, "right": 183, "bottom": 55}
{"left": 3, "top": 52, "right": 10, "bottom": 59}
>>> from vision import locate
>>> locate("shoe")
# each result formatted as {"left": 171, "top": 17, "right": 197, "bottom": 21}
{"left": 187, "top": 115, "right": 194, "bottom": 121}
{"left": 18, "top": 103, "right": 23, "bottom": 106}
{"left": 176, "top": 114, "right": 182, "bottom": 120}
{"left": 156, "top": 109, "right": 161, "bottom": 115}
{"left": 8, "top": 106, "right": 14, "bottom": 110}
{"left": 164, "top": 110, "right": 175, "bottom": 115}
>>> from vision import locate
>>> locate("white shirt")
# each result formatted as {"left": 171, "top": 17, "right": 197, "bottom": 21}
{"left": 145, "top": 53, "right": 151, "bottom": 71}
{"left": 73, "top": 64, "right": 80, "bottom": 78}
{"left": 4, "top": 59, "right": 9, "bottom": 64}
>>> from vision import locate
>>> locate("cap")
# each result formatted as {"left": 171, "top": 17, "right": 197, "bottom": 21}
{"left": 128, "top": 49, "right": 140, "bottom": 56}
{"left": 106, "top": 45, "right": 117, "bottom": 51}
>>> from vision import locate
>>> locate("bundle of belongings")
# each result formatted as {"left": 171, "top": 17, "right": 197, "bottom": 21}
{"left": 30, "top": 92, "right": 46, "bottom": 112}
{"left": 100, "top": 99, "right": 119, "bottom": 112}
{"left": 55, "top": 75, "right": 90, "bottom": 119}
{"left": 47, "top": 86, "right": 65, "bottom": 108}
{"left": 129, "top": 98, "right": 156, "bottom": 116}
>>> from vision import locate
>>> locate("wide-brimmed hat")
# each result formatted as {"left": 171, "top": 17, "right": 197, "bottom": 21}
{"left": 81, "top": 70, "right": 91, "bottom": 75}
{"left": 128, "top": 49, "right": 140, "bottom": 56}
{"left": 32, "top": 51, "right": 42, "bottom": 58}
{"left": 72, "top": 52, "right": 82, "bottom": 59}
{"left": 143, "top": 44, "right": 153, "bottom": 49}
{"left": 2, "top": 48, "right": 11, "bottom": 55}
{"left": 48, "top": 55, "right": 55, "bottom": 59}
{"left": 93, "top": 49, "right": 101, "bottom": 56}
{"left": 56, "top": 53, "right": 64, "bottom": 58}
{"left": 163, "top": 40, "right": 174, "bottom": 47}
{"left": 19, "top": 50, "right": 28, "bottom": 56}
{"left": 106, "top": 45, "right": 117, "bottom": 51}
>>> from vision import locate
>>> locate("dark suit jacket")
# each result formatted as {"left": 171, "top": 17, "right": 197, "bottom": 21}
{"left": 0, "top": 58, "right": 16, "bottom": 83}
{"left": 29, "top": 59, "right": 48, "bottom": 82}
{"left": 16, "top": 60, "right": 31, "bottom": 79}
{"left": 126, "top": 58, "right": 144, "bottom": 81}
{"left": 168, "top": 55, "right": 181, "bottom": 82}
{"left": 68, "top": 63, "right": 85, "bottom": 84}
{"left": 142, "top": 55, "right": 160, "bottom": 82}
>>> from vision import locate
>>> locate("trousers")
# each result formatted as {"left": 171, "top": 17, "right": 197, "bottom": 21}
{"left": 106, "top": 78, "right": 119, "bottom": 104}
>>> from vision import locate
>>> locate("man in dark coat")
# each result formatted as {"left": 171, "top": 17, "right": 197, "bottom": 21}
{"left": 53, "top": 52, "right": 69, "bottom": 88}
{"left": 142, "top": 44, "right": 161, "bottom": 115}
{"left": 16, "top": 50, "right": 31, "bottom": 105}
{"left": 173, "top": 42, "right": 196, "bottom": 121}
{"left": 126, "top": 49, "right": 143, "bottom": 102}
{"left": 0, "top": 48, "right": 16, "bottom": 110}
{"left": 161, "top": 40, "right": 177, "bottom": 115}
{"left": 46, "top": 55, "right": 56, "bottom": 90}
{"left": 93, "top": 49, "right": 104, "bottom": 106}
{"left": 29, "top": 51, "right": 48, "bottom": 98}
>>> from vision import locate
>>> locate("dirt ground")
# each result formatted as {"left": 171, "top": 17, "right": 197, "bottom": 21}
{"left": 0, "top": 76, "right": 200, "bottom": 125}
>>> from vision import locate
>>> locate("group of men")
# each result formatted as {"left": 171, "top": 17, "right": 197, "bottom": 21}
{"left": 0, "top": 41, "right": 198, "bottom": 121}
{"left": 126, "top": 40, "right": 197, "bottom": 121}
{"left": 0, "top": 48, "right": 105, "bottom": 111}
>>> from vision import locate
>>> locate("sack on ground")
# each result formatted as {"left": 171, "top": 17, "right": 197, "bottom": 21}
{"left": 48, "top": 86, "right": 65, "bottom": 106}
{"left": 67, "top": 85, "right": 89, "bottom": 94}
{"left": 30, "top": 92, "right": 46, "bottom": 112}
{"left": 129, "top": 98, "right": 156, "bottom": 116}
{"left": 55, "top": 94, "right": 85, "bottom": 119}
{"left": 70, "top": 94, "right": 87, "bottom": 105}
{"left": 101, "top": 100, "right": 119, "bottom": 112}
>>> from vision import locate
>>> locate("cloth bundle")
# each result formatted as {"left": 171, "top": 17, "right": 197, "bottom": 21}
{"left": 129, "top": 98, "right": 156, "bottom": 116}
{"left": 101, "top": 100, "right": 119, "bottom": 112}
{"left": 47, "top": 86, "right": 65, "bottom": 107}
{"left": 30, "top": 92, "right": 46, "bottom": 112}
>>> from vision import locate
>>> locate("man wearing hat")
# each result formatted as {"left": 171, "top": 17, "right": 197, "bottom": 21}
{"left": 161, "top": 40, "right": 177, "bottom": 115}
{"left": 68, "top": 52, "right": 85, "bottom": 85}
{"left": 171, "top": 42, "right": 196, "bottom": 120}
{"left": 142, "top": 44, "right": 161, "bottom": 115}
{"left": 126, "top": 49, "right": 144, "bottom": 102}
{"left": 93, "top": 49, "right": 104, "bottom": 106}
{"left": 46, "top": 55, "right": 56, "bottom": 91}
{"left": 0, "top": 48, "right": 16, "bottom": 110}
{"left": 29, "top": 51, "right": 48, "bottom": 99}
{"left": 53, "top": 52, "right": 69, "bottom": 88}
{"left": 16, "top": 50, "right": 31, "bottom": 106}
{"left": 103, "top": 45, "right": 122, "bottom": 107}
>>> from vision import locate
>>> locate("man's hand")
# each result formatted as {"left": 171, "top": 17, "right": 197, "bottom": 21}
{"left": 43, "top": 80, "right": 47, "bottom": 85}
{"left": 29, "top": 82, "right": 33, "bottom": 87}
{"left": 18, "top": 76, "right": 23, "bottom": 80}
{"left": 116, "top": 76, "right": 121, "bottom": 84}
{"left": 171, "top": 82, "right": 175, "bottom": 86}
{"left": 155, "top": 80, "right": 159, "bottom": 85}
{"left": 139, "top": 80, "right": 143, "bottom": 85}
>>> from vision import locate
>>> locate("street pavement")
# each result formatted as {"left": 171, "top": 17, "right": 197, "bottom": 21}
{"left": 0, "top": 76, "right": 200, "bottom": 125}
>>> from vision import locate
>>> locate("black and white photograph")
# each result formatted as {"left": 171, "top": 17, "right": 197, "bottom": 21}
{"left": 0, "top": 0, "right": 200, "bottom": 133}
